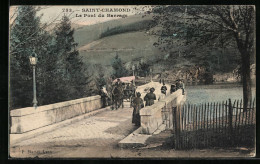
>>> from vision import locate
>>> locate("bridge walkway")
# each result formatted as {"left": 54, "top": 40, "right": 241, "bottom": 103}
{"left": 10, "top": 102, "right": 140, "bottom": 158}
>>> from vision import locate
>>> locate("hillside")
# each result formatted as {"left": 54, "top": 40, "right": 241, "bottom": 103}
{"left": 73, "top": 13, "right": 243, "bottom": 84}
{"left": 74, "top": 14, "right": 153, "bottom": 47}
{"left": 74, "top": 14, "right": 160, "bottom": 76}
{"left": 78, "top": 31, "right": 160, "bottom": 66}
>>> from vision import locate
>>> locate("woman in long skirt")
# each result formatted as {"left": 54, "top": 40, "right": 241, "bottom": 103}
{"left": 132, "top": 92, "right": 144, "bottom": 126}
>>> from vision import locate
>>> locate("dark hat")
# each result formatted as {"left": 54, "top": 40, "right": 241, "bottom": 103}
{"left": 137, "top": 92, "right": 141, "bottom": 97}
{"left": 150, "top": 87, "right": 155, "bottom": 92}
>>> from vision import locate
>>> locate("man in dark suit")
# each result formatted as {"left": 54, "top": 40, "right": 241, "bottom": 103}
{"left": 144, "top": 88, "right": 156, "bottom": 106}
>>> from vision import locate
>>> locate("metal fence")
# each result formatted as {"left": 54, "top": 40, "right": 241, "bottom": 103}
{"left": 172, "top": 98, "right": 256, "bottom": 149}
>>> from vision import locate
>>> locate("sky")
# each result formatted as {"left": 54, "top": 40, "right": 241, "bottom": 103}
{"left": 10, "top": 6, "right": 153, "bottom": 26}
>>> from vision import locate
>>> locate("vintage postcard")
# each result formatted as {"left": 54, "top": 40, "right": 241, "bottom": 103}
{"left": 9, "top": 5, "right": 256, "bottom": 158}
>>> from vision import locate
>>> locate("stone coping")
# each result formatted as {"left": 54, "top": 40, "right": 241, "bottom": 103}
{"left": 10, "top": 95, "right": 101, "bottom": 117}
{"left": 139, "top": 89, "right": 182, "bottom": 116}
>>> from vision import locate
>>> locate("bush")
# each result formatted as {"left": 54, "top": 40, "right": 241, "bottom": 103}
{"left": 100, "top": 20, "right": 154, "bottom": 38}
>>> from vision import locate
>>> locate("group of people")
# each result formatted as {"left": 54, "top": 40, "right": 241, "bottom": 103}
{"left": 99, "top": 78, "right": 136, "bottom": 109}
{"left": 132, "top": 82, "right": 167, "bottom": 126}
{"left": 131, "top": 87, "right": 156, "bottom": 126}
{"left": 132, "top": 80, "right": 185, "bottom": 126}
{"left": 99, "top": 78, "right": 185, "bottom": 127}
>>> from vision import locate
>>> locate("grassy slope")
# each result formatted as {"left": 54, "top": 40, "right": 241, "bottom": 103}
{"left": 74, "top": 14, "right": 153, "bottom": 47}
{"left": 78, "top": 31, "right": 160, "bottom": 66}
{"left": 74, "top": 14, "right": 162, "bottom": 69}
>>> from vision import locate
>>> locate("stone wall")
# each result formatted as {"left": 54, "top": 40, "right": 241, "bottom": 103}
{"left": 10, "top": 95, "right": 102, "bottom": 134}
{"left": 139, "top": 89, "right": 186, "bottom": 134}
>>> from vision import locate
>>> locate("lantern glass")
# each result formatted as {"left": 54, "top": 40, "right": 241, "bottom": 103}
{"left": 29, "top": 56, "right": 37, "bottom": 65}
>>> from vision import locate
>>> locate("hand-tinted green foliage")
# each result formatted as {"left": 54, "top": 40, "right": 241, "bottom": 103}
{"left": 53, "top": 15, "right": 88, "bottom": 101}
{"left": 111, "top": 54, "right": 129, "bottom": 78}
{"left": 10, "top": 6, "right": 44, "bottom": 108}
{"left": 137, "top": 60, "right": 150, "bottom": 77}
{"left": 100, "top": 20, "right": 154, "bottom": 38}
{"left": 10, "top": 7, "right": 98, "bottom": 109}
{"left": 149, "top": 5, "right": 255, "bottom": 108}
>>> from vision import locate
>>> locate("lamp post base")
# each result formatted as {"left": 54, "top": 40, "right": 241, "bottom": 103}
{"left": 33, "top": 100, "right": 38, "bottom": 108}
{"left": 32, "top": 65, "right": 37, "bottom": 109}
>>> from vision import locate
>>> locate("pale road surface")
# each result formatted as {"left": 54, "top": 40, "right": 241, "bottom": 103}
{"left": 10, "top": 102, "right": 253, "bottom": 158}
{"left": 10, "top": 102, "right": 139, "bottom": 158}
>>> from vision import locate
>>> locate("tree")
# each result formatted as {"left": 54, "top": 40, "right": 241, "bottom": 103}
{"left": 36, "top": 35, "right": 67, "bottom": 105}
{"left": 83, "top": 63, "right": 106, "bottom": 96}
{"left": 9, "top": 6, "right": 47, "bottom": 108}
{"left": 150, "top": 5, "right": 255, "bottom": 110}
{"left": 111, "top": 54, "right": 128, "bottom": 78}
{"left": 138, "top": 59, "right": 150, "bottom": 77}
{"left": 10, "top": 8, "right": 92, "bottom": 109}
{"left": 53, "top": 15, "right": 88, "bottom": 100}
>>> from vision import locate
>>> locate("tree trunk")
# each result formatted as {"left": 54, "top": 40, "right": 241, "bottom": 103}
{"left": 240, "top": 49, "right": 252, "bottom": 112}
{"left": 235, "top": 31, "right": 252, "bottom": 112}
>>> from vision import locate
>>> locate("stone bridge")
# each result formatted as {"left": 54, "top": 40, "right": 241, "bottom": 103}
{"left": 9, "top": 82, "right": 186, "bottom": 158}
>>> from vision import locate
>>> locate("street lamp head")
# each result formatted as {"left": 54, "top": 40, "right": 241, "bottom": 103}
{"left": 29, "top": 52, "right": 37, "bottom": 66}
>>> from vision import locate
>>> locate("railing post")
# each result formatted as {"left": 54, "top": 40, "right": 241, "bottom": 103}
{"left": 173, "top": 105, "right": 182, "bottom": 149}
{"left": 228, "top": 99, "right": 233, "bottom": 144}
{"left": 173, "top": 107, "right": 177, "bottom": 148}
{"left": 173, "top": 106, "right": 179, "bottom": 149}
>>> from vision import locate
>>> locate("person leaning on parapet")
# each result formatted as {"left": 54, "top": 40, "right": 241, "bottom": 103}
{"left": 161, "top": 82, "right": 167, "bottom": 95}
{"left": 99, "top": 86, "right": 107, "bottom": 108}
{"left": 132, "top": 92, "right": 144, "bottom": 126}
{"left": 144, "top": 87, "right": 156, "bottom": 106}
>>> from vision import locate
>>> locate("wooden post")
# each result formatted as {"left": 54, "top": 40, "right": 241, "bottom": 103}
{"left": 184, "top": 104, "right": 187, "bottom": 148}
{"left": 173, "top": 106, "right": 181, "bottom": 149}
{"left": 251, "top": 98, "right": 255, "bottom": 124}
{"left": 206, "top": 103, "right": 209, "bottom": 147}
{"left": 228, "top": 99, "right": 233, "bottom": 144}
{"left": 248, "top": 99, "right": 252, "bottom": 125}
{"left": 173, "top": 107, "right": 177, "bottom": 148}
{"left": 222, "top": 101, "right": 224, "bottom": 146}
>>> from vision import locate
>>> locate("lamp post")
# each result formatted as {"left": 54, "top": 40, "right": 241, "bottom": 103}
{"left": 29, "top": 52, "right": 38, "bottom": 108}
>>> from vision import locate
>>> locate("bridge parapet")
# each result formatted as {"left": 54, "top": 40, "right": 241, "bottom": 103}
{"left": 140, "top": 89, "right": 186, "bottom": 134}
{"left": 10, "top": 95, "right": 102, "bottom": 134}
